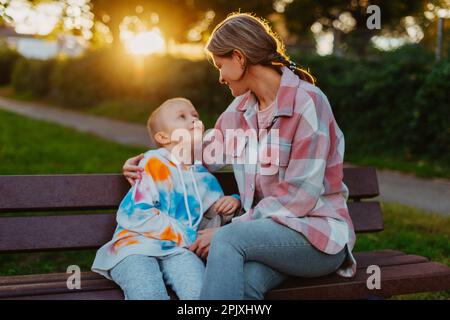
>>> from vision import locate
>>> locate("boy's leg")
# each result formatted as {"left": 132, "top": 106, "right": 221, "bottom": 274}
{"left": 110, "top": 254, "right": 170, "bottom": 300}
{"left": 159, "top": 249, "right": 206, "bottom": 300}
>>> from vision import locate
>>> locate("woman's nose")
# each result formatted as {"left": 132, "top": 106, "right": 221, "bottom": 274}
{"left": 219, "top": 73, "right": 226, "bottom": 85}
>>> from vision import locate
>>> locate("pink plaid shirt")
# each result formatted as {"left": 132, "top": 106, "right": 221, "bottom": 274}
{"left": 204, "top": 66, "right": 356, "bottom": 277}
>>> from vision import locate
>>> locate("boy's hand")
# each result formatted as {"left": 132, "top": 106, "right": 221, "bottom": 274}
{"left": 212, "top": 196, "right": 240, "bottom": 216}
{"left": 193, "top": 119, "right": 204, "bottom": 144}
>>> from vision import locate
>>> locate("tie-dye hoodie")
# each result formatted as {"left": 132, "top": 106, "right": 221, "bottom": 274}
{"left": 92, "top": 147, "right": 224, "bottom": 280}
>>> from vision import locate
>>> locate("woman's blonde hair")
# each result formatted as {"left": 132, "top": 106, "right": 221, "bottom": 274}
{"left": 205, "top": 12, "right": 315, "bottom": 85}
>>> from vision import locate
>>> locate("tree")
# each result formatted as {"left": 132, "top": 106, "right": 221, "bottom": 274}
{"left": 91, "top": 0, "right": 276, "bottom": 49}
{"left": 284, "top": 0, "right": 426, "bottom": 57}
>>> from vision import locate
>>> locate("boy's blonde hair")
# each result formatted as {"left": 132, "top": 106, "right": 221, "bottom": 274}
{"left": 147, "top": 97, "right": 193, "bottom": 147}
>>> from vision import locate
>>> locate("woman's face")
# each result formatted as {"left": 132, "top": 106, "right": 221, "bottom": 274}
{"left": 212, "top": 52, "right": 249, "bottom": 97}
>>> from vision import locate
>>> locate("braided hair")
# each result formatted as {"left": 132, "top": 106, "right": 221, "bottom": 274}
{"left": 264, "top": 51, "right": 316, "bottom": 85}
{"left": 206, "top": 12, "right": 316, "bottom": 85}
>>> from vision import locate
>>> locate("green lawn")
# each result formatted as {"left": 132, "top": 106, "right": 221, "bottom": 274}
{"left": 355, "top": 202, "right": 449, "bottom": 299}
{"left": 346, "top": 152, "right": 450, "bottom": 180}
{"left": 0, "top": 108, "right": 448, "bottom": 299}
{"left": 0, "top": 108, "right": 145, "bottom": 174}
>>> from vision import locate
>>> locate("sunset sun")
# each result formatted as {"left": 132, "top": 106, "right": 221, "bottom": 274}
{"left": 123, "top": 28, "right": 166, "bottom": 55}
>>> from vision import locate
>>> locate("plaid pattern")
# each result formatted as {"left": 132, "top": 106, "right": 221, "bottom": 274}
{"left": 204, "top": 66, "right": 357, "bottom": 277}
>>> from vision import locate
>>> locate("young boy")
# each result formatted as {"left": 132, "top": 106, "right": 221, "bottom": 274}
{"left": 91, "top": 97, "right": 240, "bottom": 300}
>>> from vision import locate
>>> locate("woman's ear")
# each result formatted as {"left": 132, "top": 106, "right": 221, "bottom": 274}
{"left": 232, "top": 49, "right": 246, "bottom": 68}
{"left": 154, "top": 131, "right": 170, "bottom": 145}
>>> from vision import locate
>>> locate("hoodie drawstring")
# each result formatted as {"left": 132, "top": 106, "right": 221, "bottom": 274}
{"left": 175, "top": 164, "right": 203, "bottom": 229}
{"left": 189, "top": 166, "right": 203, "bottom": 229}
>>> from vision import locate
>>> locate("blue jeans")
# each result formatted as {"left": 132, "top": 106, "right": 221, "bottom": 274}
{"left": 200, "top": 219, "right": 347, "bottom": 300}
{"left": 110, "top": 249, "right": 205, "bottom": 300}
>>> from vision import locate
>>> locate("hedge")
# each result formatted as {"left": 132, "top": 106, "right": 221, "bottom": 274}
{"left": 7, "top": 45, "right": 449, "bottom": 163}
{"left": 0, "top": 44, "right": 20, "bottom": 85}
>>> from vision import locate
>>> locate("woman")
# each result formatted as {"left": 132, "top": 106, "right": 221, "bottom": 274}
{"left": 123, "top": 13, "right": 356, "bottom": 300}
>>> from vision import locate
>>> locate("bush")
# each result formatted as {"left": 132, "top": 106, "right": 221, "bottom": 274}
{"left": 11, "top": 57, "right": 55, "bottom": 97}
{"left": 49, "top": 49, "right": 231, "bottom": 120}
{"left": 293, "top": 45, "right": 448, "bottom": 163}
{"left": 0, "top": 44, "right": 21, "bottom": 85}
{"left": 8, "top": 44, "right": 448, "bottom": 164}
{"left": 414, "top": 59, "right": 450, "bottom": 161}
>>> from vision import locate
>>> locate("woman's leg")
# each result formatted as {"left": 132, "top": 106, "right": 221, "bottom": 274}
{"left": 200, "top": 219, "right": 347, "bottom": 300}
{"left": 243, "top": 261, "right": 286, "bottom": 300}
{"left": 159, "top": 249, "right": 206, "bottom": 300}
{"left": 110, "top": 254, "right": 170, "bottom": 300}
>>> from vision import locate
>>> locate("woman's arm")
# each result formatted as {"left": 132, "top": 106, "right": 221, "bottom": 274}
{"left": 122, "top": 153, "right": 145, "bottom": 186}
{"left": 189, "top": 227, "right": 219, "bottom": 259}
{"left": 201, "top": 113, "right": 229, "bottom": 173}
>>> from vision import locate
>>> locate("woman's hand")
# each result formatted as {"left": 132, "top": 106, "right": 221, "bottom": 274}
{"left": 189, "top": 227, "right": 219, "bottom": 259}
{"left": 122, "top": 153, "right": 145, "bottom": 186}
{"left": 212, "top": 196, "right": 240, "bottom": 216}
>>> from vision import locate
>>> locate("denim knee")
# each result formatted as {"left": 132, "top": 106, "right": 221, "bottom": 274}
{"left": 211, "top": 222, "right": 246, "bottom": 248}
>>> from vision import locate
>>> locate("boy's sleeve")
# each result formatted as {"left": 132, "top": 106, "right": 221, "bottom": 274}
{"left": 230, "top": 194, "right": 240, "bottom": 201}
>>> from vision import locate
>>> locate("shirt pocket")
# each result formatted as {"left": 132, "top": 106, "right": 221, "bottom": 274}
{"left": 278, "top": 142, "right": 292, "bottom": 166}
{"left": 225, "top": 135, "right": 248, "bottom": 164}
{"left": 259, "top": 142, "right": 292, "bottom": 176}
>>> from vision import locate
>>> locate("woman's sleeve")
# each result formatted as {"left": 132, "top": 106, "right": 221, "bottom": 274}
{"left": 234, "top": 98, "right": 330, "bottom": 222}
{"left": 202, "top": 113, "right": 228, "bottom": 173}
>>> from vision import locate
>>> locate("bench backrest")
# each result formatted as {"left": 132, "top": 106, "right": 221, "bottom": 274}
{"left": 0, "top": 168, "right": 382, "bottom": 253}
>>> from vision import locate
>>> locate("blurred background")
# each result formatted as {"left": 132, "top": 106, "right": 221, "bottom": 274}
{"left": 0, "top": 1, "right": 449, "bottom": 298}
{"left": 0, "top": 1, "right": 449, "bottom": 177}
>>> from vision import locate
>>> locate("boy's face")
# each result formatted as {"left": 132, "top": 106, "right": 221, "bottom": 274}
{"left": 155, "top": 101, "right": 203, "bottom": 147}
{"left": 161, "top": 101, "right": 200, "bottom": 134}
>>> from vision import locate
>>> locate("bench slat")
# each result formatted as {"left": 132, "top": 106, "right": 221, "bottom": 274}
{"left": 0, "top": 167, "right": 378, "bottom": 212}
{"left": 0, "top": 252, "right": 443, "bottom": 300}
{"left": 0, "top": 250, "right": 425, "bottom": 286}
{"left": 266, "top": 261, "right": 450, "bottom": 299}
{"left": 5, "top": 289, "right": 124, "bottom": 300}
{"left": 0, "top": 202, "right": 382, "bottom": 253}
{"left": 0, "top": 250, "right": 428, "bottom": 290}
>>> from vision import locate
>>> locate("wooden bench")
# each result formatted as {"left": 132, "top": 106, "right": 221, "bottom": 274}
{"left": 0, "top": 167, "right": 449, "bottom": 300}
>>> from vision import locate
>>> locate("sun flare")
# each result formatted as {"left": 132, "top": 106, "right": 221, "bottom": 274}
{"left": 123, "top": 28, "right": 166, "bottom": 56}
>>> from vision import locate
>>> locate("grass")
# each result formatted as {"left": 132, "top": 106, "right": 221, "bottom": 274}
{"left": 346, "top": 152, "right": 450, "bottom": 180}
{"left": 355, "top": 202, "right": 450, "bottom": 299}
{"left": 0, "top": 107, "right": 449, "bottom": 299}
{"left": 0, "top": 108, "right": 145, "bottom": 174}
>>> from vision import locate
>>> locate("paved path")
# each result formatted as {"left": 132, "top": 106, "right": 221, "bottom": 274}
{"left": 374, "top": 169, "right": 450, "bottom": 215}
{"left": 1, "top": 96, "right": 449, "bottom": 216}
{"left": 0, "top": 96, "right": 152, "bottom": 148}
